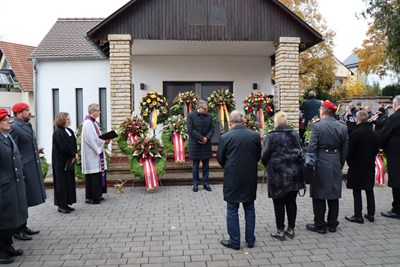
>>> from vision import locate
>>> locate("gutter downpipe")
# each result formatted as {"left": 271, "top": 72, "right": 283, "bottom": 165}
{"left": 32, "top": 59, "right": 38, "bottom": 137}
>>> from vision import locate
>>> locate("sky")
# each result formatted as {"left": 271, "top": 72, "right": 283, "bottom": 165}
{"left": 0, "top": 0, "right": 369, "bottom": 62}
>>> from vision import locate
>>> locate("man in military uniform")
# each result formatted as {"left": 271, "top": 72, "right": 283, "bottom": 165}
{"left": 10, "top": 103, "right": 46, "bottom": 241}
{"left": 306, "top": 100, "right": 348, "bottom": 234}
{"left": 0, "top": 109, "right": 28, "bottom": 264}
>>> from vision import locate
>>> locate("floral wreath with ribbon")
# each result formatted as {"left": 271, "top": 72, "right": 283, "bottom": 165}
{"left": 116, "top": 115, "right": 149, "bottom": 155}
{"left": 139, "top": 92, "right": 169, "bottom": 129}
{"left": 244, "top": 115, "right": 260, "bottom": 132}
{"left": 161, "top": 115, "right": 189, "bottom": 162}
{"left": 243, "top": 91, "right": 274, "bottom": 130}
{"left": 170, "top": 91, "right": 199, "bottom": 117}
{"left": 207, "top": 88, "right": 236, "bottom": 132}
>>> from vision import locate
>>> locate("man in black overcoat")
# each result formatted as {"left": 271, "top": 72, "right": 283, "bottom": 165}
{"left": 187, "top": 99, "right": 215, "bottom": 192}
{"left": 9, "top": 103, "right": 46, "bottom": 240}
{"left": 380, "top": 95, "right": 400, "bottom": 219}
{"left": 0, "top": 109, "right": 28, "bottom": 264}
{"left": 217, "top": 110, "right": 261, "bottom": 250}
{"left": 345, "top": 111, "right": 379, "bottom": 223}
{"left": 299, "top": 91, "right": 321, "bottom": 140}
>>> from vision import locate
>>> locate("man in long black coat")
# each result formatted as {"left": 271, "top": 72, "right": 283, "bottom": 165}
{"left": 0, "top": 109, "right": 28, "bottom": 264}
{"left": 217, "top": 110, "right": 261, "bottom": 250}
{"left": 380, "top": 95, "right": 400, "bottom": 219}
{"left": 345, "top": 111, "right": 379, "bottom": 223}
{"left": 187, "top": 99, "right": 215, "bottom": 192}
{"left": 9, "top": 103, "right": 46, "bottom": 240}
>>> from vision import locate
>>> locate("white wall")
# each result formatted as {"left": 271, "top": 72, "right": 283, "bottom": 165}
{"left": 131, "top": 55, "right": 272, "bottom": 114}
{"left": 36, "top": 59, "right": 110, "bottom": 160}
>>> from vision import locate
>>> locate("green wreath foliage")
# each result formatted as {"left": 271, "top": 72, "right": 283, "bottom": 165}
{"left": 161, "top": 115, "right": 189, "bottom": 153}
{"left": 39, "top": 150, "right": 49, "bottom": 179}
{"left": 243, "top": 91, "right": 274, "bottom": 119}
{"left": 170, "top": 91, "right": 199, "bottom": 116}
{"left": 139, "top": 92, "right": 169, "bottom": 126}
{"left": 206, "top": 88, "right": 236, "bottom": 125}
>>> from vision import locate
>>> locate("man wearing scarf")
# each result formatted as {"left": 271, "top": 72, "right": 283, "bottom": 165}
{"left": 81, "top": 103, "right": 109, "bottom": 204}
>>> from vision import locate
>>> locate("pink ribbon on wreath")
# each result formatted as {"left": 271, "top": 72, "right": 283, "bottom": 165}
{"left": 173, "top": 132, "right": 185, "bottom": 162}
{"left": 256, "top": 108, "right": 265, "bottom": 130}
{"left": 143, "top": 157, "right": 159, "bottom": 190}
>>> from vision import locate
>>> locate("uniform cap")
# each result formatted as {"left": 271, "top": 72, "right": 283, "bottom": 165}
{"left": 11, "top": 102, "right": 29, "bottom": 113}
{"left": 0, "top": 109, "right": 9, "bottom": 120}
{"left": 321, "top": 100, "right": 337, "bottom": 112}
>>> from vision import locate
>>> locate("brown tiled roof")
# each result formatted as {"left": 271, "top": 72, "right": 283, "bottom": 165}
{"left": 29, "top": 18, "right": 106, "bottom": 60}
{"left": 0, "top": 41, "right": 35, "bottom": 92}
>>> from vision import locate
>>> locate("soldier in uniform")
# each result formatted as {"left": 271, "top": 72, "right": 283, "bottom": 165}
{"left": 0, "top": 109, "right": 28, "bottom": 264}
{"left": 10, "top": 103, "right": 46, "bottom": 241}
{"left": 306, "top": 100, "right": 348, "bottom": 234}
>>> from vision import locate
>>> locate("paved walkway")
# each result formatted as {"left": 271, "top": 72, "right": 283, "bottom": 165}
{"left": 10, "top": 183, "right": 400, "bottom": 267}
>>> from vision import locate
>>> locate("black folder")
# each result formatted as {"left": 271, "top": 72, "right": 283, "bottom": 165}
{"left": 99, "top": 130, "right": 118, "bottom": 140}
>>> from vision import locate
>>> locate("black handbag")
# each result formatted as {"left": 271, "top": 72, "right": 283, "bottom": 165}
{"left": 295, "top": 139, "right": 316, "bottom": 185}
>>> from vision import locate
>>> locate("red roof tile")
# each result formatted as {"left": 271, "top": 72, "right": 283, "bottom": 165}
{"left": 0, "top": 41, "right": 35, "bottom": 92}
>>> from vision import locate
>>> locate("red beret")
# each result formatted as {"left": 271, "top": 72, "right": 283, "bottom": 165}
{"left": 11, "top": 102, "right": 29, "bottom": 113}
{"left": 0, "top": 109, "right": 8, "bottom": 120}
{"left": 322, "top": 100, "right": 337, "bottom": 112}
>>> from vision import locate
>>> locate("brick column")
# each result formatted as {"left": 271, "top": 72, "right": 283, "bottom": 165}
{"left": 274, "top": 37, "right": 300, "bottom": 131}
{"left": 108, "top": 34, "right": 132, "bottom": 154}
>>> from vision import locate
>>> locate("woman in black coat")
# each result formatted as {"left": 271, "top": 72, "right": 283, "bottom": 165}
{"left": 346, "top": 111, "right": 379, "bottom": 223}
{"left": 52, "top": 112, "right": 77, "bottom": 213}
{"left": 261, "top": 111, "right": 305, "bottom": 241}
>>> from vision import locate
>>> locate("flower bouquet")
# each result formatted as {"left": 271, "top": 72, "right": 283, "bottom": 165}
{"left": 161, "top": 115, "right": 188, "bottom": 162}
{"left": 139, "top": 92, "right": 169, "bottom": 129}
{"left": 243, "top": 91, "right": 274, "bottom": 130}
{"left": 207, "top": 88, "right": 236, "bottom": 132}
{"left": 170, "top": 91, "right": 199, "bottom": 117}
{"left": 116, "top": 115, "right": 149, "bottom": 155}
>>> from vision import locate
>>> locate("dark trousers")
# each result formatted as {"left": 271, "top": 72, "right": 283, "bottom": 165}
{"left": 312, "top": 198, "right": 339, "bottom": 228}
{"left": 0, "top": 229, "right": 13, "bottom": 258}
{"left": 85, "top": 173, "right": 103, "bottom": 201}
{"left": 353, "top": 189, "right": 375, "bottom": 218}
{"left": 392, "top": 188, "right": 400, "bottom": 214}
{"left": 192, "top": 159, "right": 209, "bottom": 186}
{"left": 226, "top": 201, "right": 255, "bottom": 247}
{"left": 272, "top": 191, "right": 298, "bottom": 230}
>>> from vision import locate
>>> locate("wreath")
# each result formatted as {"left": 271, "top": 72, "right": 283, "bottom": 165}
{"left": 161, "top": 115, "right": 189, "bottom": 153}
{"left": 207, "top": 88, "right": 236, "bottom": 131}
{"left": 244, "top": 115, "right": 260, "bottom": 132}
{"left": 139, "top": 92, "right": 169, "bottom": 128}
{"left": 171, "top": 91, "right": 199, "bottom": 116}
{"left": 243, "top": 92, "right": 274, "bottom": 130}
{"left": 116, "top": 115, "right": 149, "bottom": 155}
{"left": 129, "top": 136, "right": 167, "bottom": 179}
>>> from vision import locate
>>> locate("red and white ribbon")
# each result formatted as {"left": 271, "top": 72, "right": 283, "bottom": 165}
{"left": 173, "top": 132, "right": 185, "bottom": 162}
{"left": 375, "top": 154, "right": 385, "bottom": 186}
{"left": 128, "top": 133, "right": 138, "bottom": 145}
{"left": 143, "top": 158, "right": 159, "bottom": 190}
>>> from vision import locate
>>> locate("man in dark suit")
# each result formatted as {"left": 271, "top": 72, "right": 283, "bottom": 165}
{"left": 217, "top": 110, "right": 261, "bottom": 250}
{"left": 9, "top": 103, "right": 46, "bottom": 241}
{"left": 187, "top": 99, "right": 215, "bottom": 192}
{"left": 345, "top": 111, "right": 379, "bottom": 223}
{"left": 380, "top": 95, "right": 400, "bottom": 219}
{"left": 306, "top": 100, "right": 348, "bottom": 234}
{"left": 299, "top": 91, "right": 321, "bottom": 140}
{"left": 0, "top": 109, "right": 28, "bottom": 264}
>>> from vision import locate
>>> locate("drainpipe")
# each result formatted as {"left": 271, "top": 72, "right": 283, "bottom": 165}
{"left": 32, "top": 59, "right": 38, "bottom": 137}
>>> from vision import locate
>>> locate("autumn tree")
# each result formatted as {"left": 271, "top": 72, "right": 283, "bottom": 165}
{"left": 279, "top": 0, "right": 336, "bottom": 94}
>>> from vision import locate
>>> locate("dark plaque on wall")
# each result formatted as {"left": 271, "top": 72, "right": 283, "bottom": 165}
{"left": 208, "top": 5, "right": 227, "bottom": 26}
{"left": 188, "top": 5, "right": 206, "bottom": 25}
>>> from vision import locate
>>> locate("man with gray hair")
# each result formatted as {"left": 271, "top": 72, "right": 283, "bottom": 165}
{"left": 217, "top": 110, "right": 261, "bottom": 250}
{"left": 81, "top": 103, "right": 109, "bottom": 204}
{"left": 380, "top": 95, "right": 400, "bottom": 219}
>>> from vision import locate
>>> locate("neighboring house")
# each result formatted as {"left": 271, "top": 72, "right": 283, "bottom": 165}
{"left": 29, "top": 0, "right": 323, "bottom": 161}
{"left": 333, "top": 56, "right": 353, "bottom": 88}
{"left": 343, "top": 52, "right": 398, "bottom": 88}
{"left": 0, "top": 41, "right": 36, "bottom": 126}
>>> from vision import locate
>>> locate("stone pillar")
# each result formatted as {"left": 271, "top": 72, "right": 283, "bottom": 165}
{"left": 274, "top": 37, "right": 300, "bottom": 131}
{"left": 108, "top": 34, "right": 132, "bottom": 154}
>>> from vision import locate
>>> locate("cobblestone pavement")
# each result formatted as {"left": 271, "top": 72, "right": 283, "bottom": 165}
{"left": 9, "top": 183, "right": 400, "bottom": 267}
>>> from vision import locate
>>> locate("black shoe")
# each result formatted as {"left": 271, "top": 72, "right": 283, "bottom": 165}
{"left": 24, "top": 227, "right": 39, "bottom": 235}
{"left": 7, "top": 248, "right": 23, "bottom": 257}
{"left": 345, "top": 215, "right": 364, "bottom": 224}
{"left": 271, "top": 229, "right": 285, "bottom": 241}
{"left": 285, "top": 227, "right": 295, "bottom": 239}
{"left": 220, "top": 240, "right": 240, "bottom": 250}
{"left": 364, "top": 214, "right": 375, "bottom": 222}
{"left": 203, "top": 185, "right": 212, "bottom": 191}
{"left": 306, "top": 223, "right": 327, "bottom": 234}
{"left": 85, "top": 199, "right": 101, "bottom": 204}
{"left": 13, "top": 232, "right": 32, "bottom": 241}
{"left": 66, "top": 206, "right": 75, "bottom": 211}
{"left": 192, "top": 185, "right": 198, "bottom": 192}
{"left": 0, "top": 256, "right": 13, "bottom": 264}
{"left": 328, "top": 221, "right": 339, "bottom": 233}
{"left": 58, "top": 207, "right": 71, "bottom": 214}
{"left": 381, "top": 210, "right": 400, "bottom": 219}
{"left": 99, "top": 197, "right": 104, "bottom": 201}
{"left": 247, "top": 243, "right": 254, "bottom": 248}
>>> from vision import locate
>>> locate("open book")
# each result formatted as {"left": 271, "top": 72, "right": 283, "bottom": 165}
{"left": 99, "top": 130, "right": 118, "bottom": 140}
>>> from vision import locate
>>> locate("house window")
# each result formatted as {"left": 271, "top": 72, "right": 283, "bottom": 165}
{"left": 99, "top": 87, "right": 107, "bottom": 131}
{"left": 0, "top": 69, "right": 17, "bottom": 87}
{"left": 52, "top": 88, "right": 59, "bottom": 121}
{"left": 75, "top": 88, "right": 83, "bottom": 128}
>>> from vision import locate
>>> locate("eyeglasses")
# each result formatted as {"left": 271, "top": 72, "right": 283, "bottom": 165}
{"left": 0, "top": 117, "right": 11, "bottom": 122}
{"left": 94, "top": 109, "right": 100, "bottom": 112}
{"left": 200, "top": 106, "right": 208, "bottom": 110}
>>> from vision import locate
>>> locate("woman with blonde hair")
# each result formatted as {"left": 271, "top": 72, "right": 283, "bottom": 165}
{"left": 52, "top": 112, "right": 77, "bottom": 213}
{"left": 261, "top": 111, "right": 304, "bottom": 240}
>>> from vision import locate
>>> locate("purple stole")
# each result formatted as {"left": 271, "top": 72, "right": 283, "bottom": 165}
{"left": 85, "top": 115, "right": 106, "bottom": 187}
